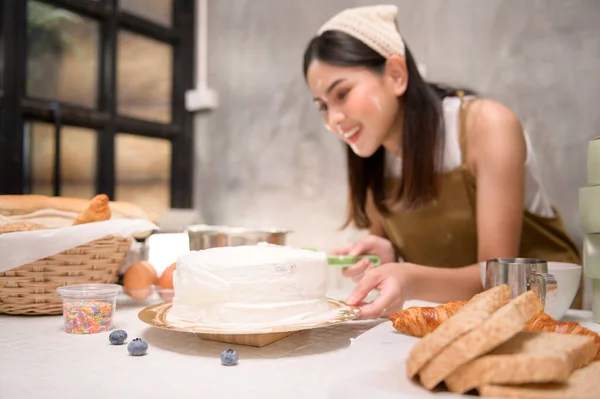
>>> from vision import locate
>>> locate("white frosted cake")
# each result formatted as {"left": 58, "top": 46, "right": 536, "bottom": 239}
{"left": 170, "top": 244, "right": 330, "bottom": 325}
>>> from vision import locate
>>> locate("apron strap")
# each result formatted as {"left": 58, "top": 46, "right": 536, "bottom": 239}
{"left": 456, "top": 90, "right": 474, "bottom": 168}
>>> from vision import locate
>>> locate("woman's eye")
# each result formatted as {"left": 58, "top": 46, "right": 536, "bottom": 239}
{"left": 337, "top": 91, "right": 348, "bottom": 101}
{"left": 318, "top": 103, "right": 328, "bottom": 112}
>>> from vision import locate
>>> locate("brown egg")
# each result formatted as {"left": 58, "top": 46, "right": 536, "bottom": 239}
{"left": 157, "top": 262, "right": 176, "bottom": 301}
{"left": 157, "top": 262, "right": 176, "bottom": 289}
{"left": 123, "top": 261, "right": 157, "bottom": 300}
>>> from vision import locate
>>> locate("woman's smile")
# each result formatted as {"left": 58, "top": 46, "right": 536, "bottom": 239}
{"left": 339, "top": 124, "right": 362, "bottom": 142}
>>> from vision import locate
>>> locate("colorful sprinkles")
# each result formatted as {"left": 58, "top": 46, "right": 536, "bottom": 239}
{"left": 63, "top": 300, "right": 114, "bottom": 334}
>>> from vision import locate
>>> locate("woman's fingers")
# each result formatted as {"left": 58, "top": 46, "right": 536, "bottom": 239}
{"left": 356, "top": 284, "right": 400, "bottom": 319}
{"left": 348, "top": 239, "right": 369, "bottom": 256}
{"left": 341, "top": 258, "right": 371, "bottom": 279}
{"left": 345, "top": 268, "right": 383, "bottom": 306}
{"left": 346, "top": 268, "right": 404, "bottom": 319}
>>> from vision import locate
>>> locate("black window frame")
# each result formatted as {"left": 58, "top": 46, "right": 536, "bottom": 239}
{"left": 0, "top": 0, "right": 196, "bottom": 209}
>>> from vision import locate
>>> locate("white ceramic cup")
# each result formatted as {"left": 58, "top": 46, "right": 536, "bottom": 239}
{"left": 479, "top": 261, "right": 581, "bottom": 320}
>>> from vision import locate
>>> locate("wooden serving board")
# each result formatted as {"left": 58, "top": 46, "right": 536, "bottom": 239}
{"left": 197, "top": 331, "right": 296, "bottom": 347}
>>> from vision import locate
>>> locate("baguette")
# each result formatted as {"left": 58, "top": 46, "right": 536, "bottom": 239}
{"left": 0, "top": 194, "right": 150, "bottom": 220}
{"left": 0, "top": 222, "right": 48, "bottom": 234}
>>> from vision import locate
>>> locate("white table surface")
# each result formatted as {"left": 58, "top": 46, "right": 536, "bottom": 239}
{"left": 0, "top": 288, "right": 384, "bottom": 399}
{"left": 1, "top": 290, "right": 598, "bottom": 399}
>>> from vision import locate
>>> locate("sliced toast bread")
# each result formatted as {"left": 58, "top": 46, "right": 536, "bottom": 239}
{"left": 418, "top": 290, "right": 543, "bottom": 390}
{"left": 479, "top": 360, "right": 600, "bottom": 398}
{"left": 406, "top": 284, "right": 512, "bottom": 377}
{"left": 444, "top": 331, "right": 597, "bottom": 393}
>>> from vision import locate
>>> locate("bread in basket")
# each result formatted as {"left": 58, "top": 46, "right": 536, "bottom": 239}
{"left": 0, "top": 194, "right": 144, "bottom": 315}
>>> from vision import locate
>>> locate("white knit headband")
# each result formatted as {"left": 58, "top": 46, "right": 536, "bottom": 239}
{"left": 317, "top": 4, "right": 406, "bottom": 59}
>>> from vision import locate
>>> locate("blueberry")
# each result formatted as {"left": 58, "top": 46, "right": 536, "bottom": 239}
{"left": 109, "top": 330, "right": 128, "bottom": 345}
{"left": 220, "top": 349, "right": 239, "bottom": 366}
{"left": 127, "top": 338, "right": 148, "bottom": 356}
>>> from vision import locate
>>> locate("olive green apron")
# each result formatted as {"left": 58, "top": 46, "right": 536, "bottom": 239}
{"left": 379, "top": 93, "right": 583, "bottom": 308}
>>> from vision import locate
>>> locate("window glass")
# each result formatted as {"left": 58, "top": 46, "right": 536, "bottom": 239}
{"left": 120, "top": 0, "right": 173, "bottom": 27}
{"left": 25, "top": 122, "right": 97, "bottom": 199}
{"left": 27, "top": 1, "right": 99, "bottom": 108}
{"left": 115, "top": 133, "right": 171, "bottom": 220}
{"left": 117, "top": 30, "right": 173, "bottom": 123}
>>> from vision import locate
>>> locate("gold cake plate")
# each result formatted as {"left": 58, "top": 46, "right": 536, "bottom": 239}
{"left": 138, "top": 298, "right": 361, "bottom": 347}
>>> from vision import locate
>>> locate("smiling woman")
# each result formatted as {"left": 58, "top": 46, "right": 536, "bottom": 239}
{"left": 302, "top": 5, "right": 582, "bottom": 319}
{"left": 304, "top": 29, "right": 443, "bottom": 216}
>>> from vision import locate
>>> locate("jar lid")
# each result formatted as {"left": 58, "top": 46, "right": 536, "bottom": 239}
{"left": 56, "top": 283, "right": 122, "bottom": 298}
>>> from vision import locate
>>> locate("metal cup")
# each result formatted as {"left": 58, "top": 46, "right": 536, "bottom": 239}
{"left": 484, "top": 258, "right": 558, "bottom": 308}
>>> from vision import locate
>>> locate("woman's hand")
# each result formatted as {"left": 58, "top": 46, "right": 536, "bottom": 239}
{"left": 330, "top": 234, "right": 396, "bottom": 282}
{"left": 345, "top": 262, "right": 416, "bottom": 319}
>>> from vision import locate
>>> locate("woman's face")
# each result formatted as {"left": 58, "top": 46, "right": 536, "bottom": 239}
{"left": 306, "top": 58, "right": 406, "bottom": 157}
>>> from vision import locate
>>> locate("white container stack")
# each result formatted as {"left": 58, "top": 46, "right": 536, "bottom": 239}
{"left": 580, "top": 137, "right": 600, "bottom": 323}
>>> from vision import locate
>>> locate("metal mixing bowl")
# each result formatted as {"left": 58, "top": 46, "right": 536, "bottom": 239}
{"left": 185, "top": 224, "right": 291, "bottom": 250}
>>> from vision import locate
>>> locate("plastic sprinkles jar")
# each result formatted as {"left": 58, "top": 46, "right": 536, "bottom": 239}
{"left": 55, "top": 284, "right": 122, "bottom": 334}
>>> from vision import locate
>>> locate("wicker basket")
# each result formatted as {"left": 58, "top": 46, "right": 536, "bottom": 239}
{"left": 0, "top": 235, "right": 132, "bottom": 315}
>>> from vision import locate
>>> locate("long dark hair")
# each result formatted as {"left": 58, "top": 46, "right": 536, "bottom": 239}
{"left": 303, "top": 30, "right": 473, "bottom": 229}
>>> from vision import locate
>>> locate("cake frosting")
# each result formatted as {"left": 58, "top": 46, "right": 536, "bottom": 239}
{"left": 169, "top": 244, "right": 330, "bottom": 325}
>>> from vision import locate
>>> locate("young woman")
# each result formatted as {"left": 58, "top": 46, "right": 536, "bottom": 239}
{"left": 303, "top": 5, "right": 582, "bottom": 318}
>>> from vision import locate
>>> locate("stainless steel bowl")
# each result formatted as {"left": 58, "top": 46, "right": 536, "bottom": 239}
{"left": 185, "top": 224, "right": 291, "bottom": 250}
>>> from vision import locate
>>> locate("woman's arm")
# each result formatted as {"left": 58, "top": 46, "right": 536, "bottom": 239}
{"left": 404, "top": 263, "right": 481, "bottom": 302}
{"left": 464, "top": 98, "right": 527, "bottom": 262}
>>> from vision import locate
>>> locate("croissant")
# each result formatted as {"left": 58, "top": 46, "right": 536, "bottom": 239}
{"left": 524, "top": 311, "right": 600, "bottom": 360}
{"left": 72, "top": 194, "right": 112, "bottom": 225}
{"left": 389, "top": 300, "right": 467, "bottom": 337}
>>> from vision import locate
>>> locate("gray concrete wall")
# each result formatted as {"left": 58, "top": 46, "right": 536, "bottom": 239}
{"left": 193, "top": 0, "right": 600, "bottom": 295}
